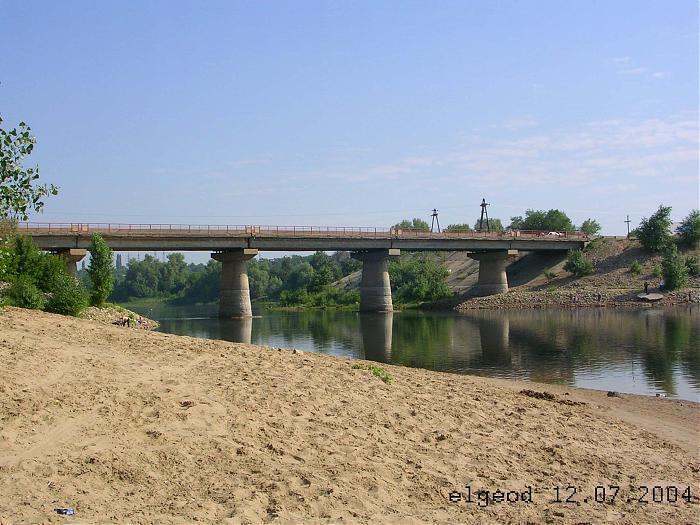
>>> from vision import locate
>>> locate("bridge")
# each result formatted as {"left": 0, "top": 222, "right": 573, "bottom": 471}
{"left": 18, "top": 222, "right": 588, "bottom": 317}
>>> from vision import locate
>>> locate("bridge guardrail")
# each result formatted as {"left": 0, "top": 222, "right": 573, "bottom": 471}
{"left": 16, "top": 222, "right": 589, "bottom": 241}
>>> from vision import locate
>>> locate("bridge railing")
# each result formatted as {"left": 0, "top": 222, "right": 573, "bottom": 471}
{"left": 16, "top": 222, "right": 589, "bottom": 240}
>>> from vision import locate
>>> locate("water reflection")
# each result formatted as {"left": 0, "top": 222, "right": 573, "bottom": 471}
{"left": 137, "top": 303, "right": 700, "bottom": 400}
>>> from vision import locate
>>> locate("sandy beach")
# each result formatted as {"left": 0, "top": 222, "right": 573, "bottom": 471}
{"left": 0, "top": 306, "right": 697, "bottom": 524}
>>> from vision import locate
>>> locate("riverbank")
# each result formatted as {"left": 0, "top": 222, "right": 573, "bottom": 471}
{"left": 0, "top": 307, "right": 697, "bottom": 524}
{"left": 455, "top": 238, "right": 699, "bottom": 311}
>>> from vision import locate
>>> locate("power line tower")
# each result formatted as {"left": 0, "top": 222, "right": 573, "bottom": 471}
{"left": 430, "top": 208, "right": 441, "bottom": 233}
{"left": 478, "top": 198, "right": 490, "bottom": 231}
{"left": 625, "top": 215, "right": 631, "bottom": 237}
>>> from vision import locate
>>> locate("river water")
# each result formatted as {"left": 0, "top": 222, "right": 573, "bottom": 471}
{"left": 128, "top": 303, "right": 700, "bottom": 401}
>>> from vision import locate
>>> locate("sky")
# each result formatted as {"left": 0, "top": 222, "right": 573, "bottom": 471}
{"left": 1, "top": 0, "right": 698, "bottom": 255}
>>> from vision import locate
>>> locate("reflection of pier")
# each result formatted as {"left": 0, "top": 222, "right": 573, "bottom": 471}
{"left": 219, "top": 317, "right": 253, "bottom": 344}
{"left": 360, "top": 313, "right": 393, "bottom": 362}
{"left": 456, "top": 312, "right": 512, "bottom": 367}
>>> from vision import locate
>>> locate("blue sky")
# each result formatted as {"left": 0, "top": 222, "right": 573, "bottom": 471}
{"left": 2, "top": 0, "right": 698, "bottom": 242}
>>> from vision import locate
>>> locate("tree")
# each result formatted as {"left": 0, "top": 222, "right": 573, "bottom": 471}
{"left": 87, "top": 234, "right": 114, "bottom": 306}
{"left": 662, "top": 244, "right": 688, "bottom": 291}
{"left": 473, "top": 218, "right": 504, "bottom": 231}
{"left": 393, "top": 218, "right": 430, "bottom": 231}
{"left": 636, "top": 205, "right": 673, "bottom": 252}
{"left": 389, "top": 255, "right": 450, "bottom": 303}
{"left": 0, "top": 117, "right": 57, "bottom": 221}
{"left": 508, "top": 209, "right": 575, "bottom": 231}
{"left": 564, "top": 250, "right": 594, "bottom": 277}
{"left": 677, "top": 209, "right": 700, "bottom": 249}
{"left": 161, "top": 253, "right": 188, "bottom": 294}
{"left": 580, "top": 218, "right": 601, "bottom": 236}
{"left": 445, "top": 223, "right": 471, "bottom": 232}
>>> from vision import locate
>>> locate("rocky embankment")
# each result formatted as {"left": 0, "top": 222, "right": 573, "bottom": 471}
{"left": 81, "top": 305, "right": 159, "bottom": 330}
{"left": 457, "top": 238, "right": 699, "bottom": 311}
{"left": 456, "top": 287, "right": 697, "bottom": 310}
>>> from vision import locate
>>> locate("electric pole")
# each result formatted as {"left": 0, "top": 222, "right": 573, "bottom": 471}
{"left": 479, "top": 198, "right": 490, "bottom": 231}
{"left": 430, "top": 209, "right": 441, "bottom": 233}
{"left": 625, "top": 215, "right": 631, "bottom": 237}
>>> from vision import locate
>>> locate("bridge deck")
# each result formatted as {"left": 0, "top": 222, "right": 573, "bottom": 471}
{"left": 16, "top": 223, "right": 589, "bottom": 252}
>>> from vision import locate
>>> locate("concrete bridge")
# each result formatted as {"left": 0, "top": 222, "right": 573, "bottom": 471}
{"left": 18, "top": 223, "right": 588, "bottom": 317}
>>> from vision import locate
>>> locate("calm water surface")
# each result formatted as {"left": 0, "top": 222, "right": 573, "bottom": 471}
{"left": 129, "top": 303, "right": 700, "bottom": 401}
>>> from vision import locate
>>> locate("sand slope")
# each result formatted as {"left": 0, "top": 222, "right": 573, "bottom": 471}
{"left": 0, "top": 307, "right": 698, "bottom": 524}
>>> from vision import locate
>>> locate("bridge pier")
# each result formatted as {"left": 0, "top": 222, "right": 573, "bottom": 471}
{"left": 468, "top": 250, "right": 510, "bottom": 296}
{"left": 352, "top": 249, "right": 399, "bottom": 312}
{"left": 55, "top": 249, "right": 87, "bottom": 278}
{"left": 212, "top": 249, "right": 258, "bottom": 318}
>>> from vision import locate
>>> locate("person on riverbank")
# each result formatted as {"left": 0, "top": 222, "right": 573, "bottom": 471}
{"left": 644, "top": 281, "right": 649, "bottom": 294}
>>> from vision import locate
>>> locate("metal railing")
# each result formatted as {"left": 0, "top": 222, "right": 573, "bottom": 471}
{"left": 16, "top": 222, "right": 590, "bottom": 241}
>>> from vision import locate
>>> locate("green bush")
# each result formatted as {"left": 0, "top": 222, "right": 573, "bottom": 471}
{"left": 543, "top": 269, "right": 556, "bottom": 280}
{"left": 580, "top": 218, "right": 601, "bottom": 236}
{"left": 662, "top": 245, "right": 688, "bottom": 291}
{"left": 652, "top": 264, "right": 663, "bottom": 278}
{"left": 677, "top": 209, "right": 700, "bottom": 249}
{"left": 629, "top": 260, "right": 642, "bottom": 275}
{"left": 564, "top": 250, "right": 594, "bottom": 277}
{"left": 685, "top": 256, "right": 699, "bottom": 277}
{"left": 636, "top": 205, "right": 673, "bottom": 252}
{"left": 389, "top": 255, "right": 450, "bottom": 303}
{"left": 45, "top": 274, "right": 89, "bottom": 316}
{"left": 38, "top": 253, "right": 70, "bottom": 292}
{"left": 6, "top": 276, "right": 46, "bottom": 310}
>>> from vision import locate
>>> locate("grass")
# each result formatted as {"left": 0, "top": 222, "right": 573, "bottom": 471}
{"left": 351, "top": 363, "right": 393, "bottom": 384}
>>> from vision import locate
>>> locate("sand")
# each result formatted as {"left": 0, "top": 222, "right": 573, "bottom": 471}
{"left": 0, "top": 307, "right": 698, "bottom": 524}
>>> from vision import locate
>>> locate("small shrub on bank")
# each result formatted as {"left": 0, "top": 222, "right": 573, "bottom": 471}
{"left": 44, "top": 274, "right": 89, "bottom": 316}
{"left": 652, "top": 264, "right": 663, "bottom": 278}
{"left": 6, "top": 276, "right": 46, "bottom": 310}
{"left": 630, "top": 260, "right": 642, "bottom": 275}
{"left": 564, "top": 250, "right": 594, "bottom": 277}
{"left": 543, "top": 269, "right": 556, "bottom": 280}
{"left": 662, "top": 245, "right": 689, "bottom": 291}
{"left": 685, "top": 256, "right": 699, "bottom": 277}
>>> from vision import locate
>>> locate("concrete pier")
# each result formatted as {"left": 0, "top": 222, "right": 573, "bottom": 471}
{"left": 56, "top": 249, "right": 87, "bottom": 277}
{"left": 468, "top": 250, "right": 510, "bottom": 296}
{"left": 212, "top": 249, "right": 258, "bottom": 318}
{"left": 352, "top": 249, "right": 399, "bottom": 312}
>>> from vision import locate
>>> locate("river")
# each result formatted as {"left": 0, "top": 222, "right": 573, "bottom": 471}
{"left": 127, "top": 303, "right": 700, "bottom": 401}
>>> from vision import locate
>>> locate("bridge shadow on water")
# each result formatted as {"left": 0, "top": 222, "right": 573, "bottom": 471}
{"left": 140, "top": 303, "right": 700, "bottom": 400}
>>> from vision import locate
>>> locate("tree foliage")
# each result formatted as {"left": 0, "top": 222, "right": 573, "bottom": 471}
{"left": 580, "top": 218, "right": 601, "bottom": 236}
{"left": 662, "top": 244, "right": 688, "bottom": 291}
{"left": 393, "top": 218, "right": 430, "bottom": 231}
{"left": 564, "top": 250, "right": 594, "bottom": 277}
{"left": 445, "top": 223, "right": 471, "bottom": 232}
{"left": 473, "top": 218, "right": 504, "bottom": 231}
{"left": 676, "top": 209, "right": 700, "bottom": 249}
{"left": 389, "top": 255, "right": 450, "bottom": 303}
{"left": 635, "top": 205, "right": 673, "bottom": 252}
{"left": 87, "top": 234, "right": 114, "bottom": 307}
{"left": 685, "top": 256, "right": 699, "bottom": 277}
{"left": 0, "top": 235, "right": 88, "bottom": 316}
{"left": 509, "top": 209, "right": 575, "bottom": 231}
{"left": 0, "top": 117, "right": 57, "bottom": 220}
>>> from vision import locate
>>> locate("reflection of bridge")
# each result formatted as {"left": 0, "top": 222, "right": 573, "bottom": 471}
{"left": 20, "top": 222, "right": 588, "bottom": 317}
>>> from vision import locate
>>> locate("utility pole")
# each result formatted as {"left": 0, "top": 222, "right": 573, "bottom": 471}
{"left": 625, "top": 215, "right": 631, "bottom": 237}
{"left": 478, "top": 198, "right": 490, "bottom": 231}
{"left": 430, "top": 209, "right": 441, "bottom": 233}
